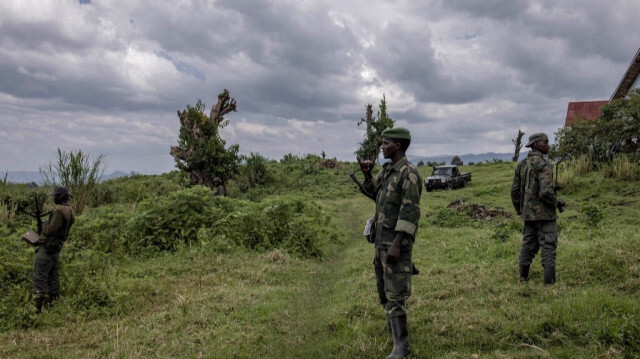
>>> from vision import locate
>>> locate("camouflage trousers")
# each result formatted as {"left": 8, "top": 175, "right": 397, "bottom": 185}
{"left": 374, "top": 247, "right": 412, "bottom": 319}
{"left": 33, "top": 246, "right": 61, "bottom": 297}
{"left": 519, "top": 220, "right": 557, "bottom": 268}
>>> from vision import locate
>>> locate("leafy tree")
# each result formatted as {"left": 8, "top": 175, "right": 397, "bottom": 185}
{"left": 451, "top": 155, "right": 463, "bottom": 166}
{"left": 40, "top": 148, "right": 105, "bottom": 214}
{"left": 417, "top": 160, "right": 425, "bottom": 167}
{"left": 170, "top": 89, "right": 241, "bottom": 189}
{"left": 355, "top": 95, "right": 394, "bottom": 162}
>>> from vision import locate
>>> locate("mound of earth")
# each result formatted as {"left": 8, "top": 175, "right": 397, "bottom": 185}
{"left": 447, "top": 199, "right": 514, "bottom": 221}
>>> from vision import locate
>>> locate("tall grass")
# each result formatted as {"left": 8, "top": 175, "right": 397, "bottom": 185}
{"left": 602, "top": 154, "right": 637, "bottom": 181}
{"left": 40, "top": 148, "right": 105, "bottom": 214}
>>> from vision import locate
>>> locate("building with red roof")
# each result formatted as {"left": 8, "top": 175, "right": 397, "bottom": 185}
{"left": 565, "top": 47, "right": 640, "bottom": 126}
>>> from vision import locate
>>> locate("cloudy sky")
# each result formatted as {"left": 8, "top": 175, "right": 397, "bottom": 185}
{"left": 1, "top": 0, "right": 639, "bottom": 174}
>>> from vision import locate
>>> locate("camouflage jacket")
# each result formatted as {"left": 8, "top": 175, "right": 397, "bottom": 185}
{"left": 511, "top": 150, "right": 557, "bottom": 221}
{"left": 363, "top": 156, "right": 423, "bottom": 249}
{"left": 214, "top": 185, "right": 226, "bottom": 196}
{"left": 40, "top": 204, "right": 75, "bottom": 242}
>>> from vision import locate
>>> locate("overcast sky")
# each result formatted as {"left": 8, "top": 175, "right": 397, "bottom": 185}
{"left": 1, "top": 0, "right": 639, "bottom": 174}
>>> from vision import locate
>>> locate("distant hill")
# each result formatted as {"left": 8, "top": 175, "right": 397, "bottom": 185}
{"left": 3, "top": 171, "right": 130, "bottom": 184}
{"left": 408, "top": 152, "right": 525, "bottom": 165}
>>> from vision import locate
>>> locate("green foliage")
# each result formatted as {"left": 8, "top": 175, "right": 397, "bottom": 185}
{"left": 581, "top": 203, "right": 605, "bottom": 228}
{"left": 428, "top": 208, "right": 473, "bottom": 227}
{"left": 237, "top": 152, "right": 270, "bottom": 191}
{"left": 171, "top": 92, "right": 241, "bottom": 189}
{"left": 207, "top": 195, "right": 336, "bottom": 258}
{"left": 355, "top": 95, "right": 394, "bottom": 162}
{"left": 91, "top": 171, "right": 190, "bottom": 206}
{"left": 126, "top": 186, "right": 219, "bottom": 254}
{"left": 40, "top": 148, "right": 105, "bottom": 214}
{"left": 601, "top": 154, "right": 638, "bottom": 180}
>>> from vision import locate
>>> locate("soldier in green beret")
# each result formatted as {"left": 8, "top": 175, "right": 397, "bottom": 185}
{"left": 360, "top": 127, "right": 422, "bottom": 359}
{"left": 511, "top": 133, "right": 565, "bottom": 285}
{"left": 33, "top": 186, "right": 75, "bottom": 313}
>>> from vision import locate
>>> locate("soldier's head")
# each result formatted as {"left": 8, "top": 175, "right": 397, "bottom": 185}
{"left": 213, "top": 177, "right": 222, "bottom": 185}
{"left": 381, "top": 127, "right": 411, "bottom": 160}
{"left": 50, "top": 186, "right": 72, "bottom": 204}
{"left": 525, "top": 133, "right": 550, "bottom": 154}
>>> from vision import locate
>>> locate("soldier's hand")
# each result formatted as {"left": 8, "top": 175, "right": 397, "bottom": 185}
{"left": 386, "top": 245, "right": 400, "bottom": 264}
{"left": 359, "top": 160, "right": 374, "bottom": 174}
{"left": 557, "top": 198, "right": 566, "bottom": 208}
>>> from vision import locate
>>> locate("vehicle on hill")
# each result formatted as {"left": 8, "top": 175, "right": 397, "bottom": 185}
{"left": 425, "top": 165, "right": 471, "bottom": 192}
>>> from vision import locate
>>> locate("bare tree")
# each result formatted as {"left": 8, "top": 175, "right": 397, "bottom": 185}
{"left": 512, "top": 130, "right": 525, "bottom": 162}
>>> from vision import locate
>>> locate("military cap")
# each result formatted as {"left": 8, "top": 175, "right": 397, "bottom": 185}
{"left": 525, "top": 133, "right": 548, "bottom": 147}
{"left": 381, "top": 127, "right": 411, "bottom": 140}
{"left": 213, "top": 177, "right": 222, "bottom": 183}
{"left": 50, "top": 186, "right": 72, "bottom": 198}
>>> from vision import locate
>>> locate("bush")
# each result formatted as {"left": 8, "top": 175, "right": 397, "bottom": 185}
{"left": 428, "top": 208, "right": 473, "bottom": 227}
{"left": 126, "top": 186, "right": 220, "bottom": 254}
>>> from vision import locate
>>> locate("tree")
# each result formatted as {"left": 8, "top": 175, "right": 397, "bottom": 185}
{"left": 451, "top": 155, "right": 463, "bottom": 166}
{"left": 512, "top": 129, "right": 525, "bottom": 162}
{"left": 40, "top": 148, "right": 105, "bottom": 214}
{"left": 355, "top": 95, "right": 394, "bottom": 162}
{"left": 170, "top": 89, "right": 241, "bottom": 189}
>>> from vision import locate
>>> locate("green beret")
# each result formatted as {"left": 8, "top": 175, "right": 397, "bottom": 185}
{"left": 381, "top": 127, "right": 411, "bottom": 140}
{"left": 525, "top": 133, "right": 548, "bottom": 147}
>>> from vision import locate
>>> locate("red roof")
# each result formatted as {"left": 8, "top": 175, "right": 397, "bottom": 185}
{"left": 564, "top": 100, "right": 608, "bottom": 126}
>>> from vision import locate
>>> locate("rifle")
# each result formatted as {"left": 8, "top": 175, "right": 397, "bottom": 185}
{"left": 347, "top": 170, "right": 375, "bottom": 201}
{"left": 553, "top": 158, "right": 565, "bottom": 213}
{"left": 18, "top": 194, "right": 51, "bottom": 235}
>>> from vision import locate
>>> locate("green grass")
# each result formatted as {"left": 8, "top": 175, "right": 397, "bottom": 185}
{"left": 0, "top": 161, "right": 638, "bottom": 358}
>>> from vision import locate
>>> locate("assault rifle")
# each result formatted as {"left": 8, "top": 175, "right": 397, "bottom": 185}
{"left": 18, "top": 194, "right": 51, "bottom": 235}
{"left": 553, "top": 158, "right": 565, "bottom": 213}
{"left": 347, "top": 170, "right": 375, "bottom": 201}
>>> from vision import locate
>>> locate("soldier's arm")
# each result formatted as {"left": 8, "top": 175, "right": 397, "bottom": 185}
{"left": 537, "top": 162, "right": 557, "bottom": 207}
{"left": 395, "top": 170, "right": 421, "bottom": 237}
{"left": 360, "top": 161, "right": 379, "bottom": 198}
{"left": 510, "top": 163, "right": 522, "bottom": 214}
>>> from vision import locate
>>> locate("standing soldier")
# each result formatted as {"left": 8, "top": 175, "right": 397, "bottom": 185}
{"left": 360, "top": 127, "right": 422, "bottom": 359}
{"left": 33, "top": 186, "right": 75, "bottom": 313}
{"left": 511, "top": 133, "right": 565, "bottom": 285}
{"left": 212, "top": 177, "right": 226, "bottom": 196}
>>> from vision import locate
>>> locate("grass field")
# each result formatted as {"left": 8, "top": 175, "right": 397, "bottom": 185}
{"left": 0, "top": 161, "right": 638, "bottom": 358}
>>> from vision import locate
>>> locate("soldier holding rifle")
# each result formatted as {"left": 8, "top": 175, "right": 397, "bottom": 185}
{"left": 32, "top": 186, "right": 75, "bottom": 313}
{"left": 358, "top": 127, "right": 422, "bottom": 359}
{"left": 511, "top": 133, "right": 565, "bottom": 285}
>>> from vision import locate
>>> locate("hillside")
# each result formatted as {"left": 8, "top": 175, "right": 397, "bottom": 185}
{"left": 0, "top": 158, "right": 638, "bottom": 358}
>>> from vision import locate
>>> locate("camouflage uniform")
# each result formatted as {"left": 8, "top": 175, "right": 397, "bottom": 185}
{"left": 363, "top": 156, "right": 423, "bottom": 318}
{"left": 34, "top": 204, "right": 75, "bottom": 301}
{"left": 511, "top": 149, "right": 558, "bottom": 282}
{"left": 214, "top": 185, "right": 226, "bottom": 196}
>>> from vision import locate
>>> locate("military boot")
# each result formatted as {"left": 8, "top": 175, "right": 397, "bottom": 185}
{"left": 519, "top": 264, "right": 530, "bottom": 282}
{"left": 35, "top": 295, "right": 45, "bottom": 314}
{"left": 387, "top": 315, "right": 409, "bottom": 359}
{"left": 544, "top": 265, "right": 556, "bottom": 285}
{"left": 45, "top": 294, "right": 59, "bottom": 309}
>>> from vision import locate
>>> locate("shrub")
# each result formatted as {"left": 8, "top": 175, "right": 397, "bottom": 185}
{"left": 581, "top": 203, "right": 605, "bottom": 228}
{"left": 126, "top": 186, "right": 220, "bottom": 254}
{"left": 428, "top": 208, "right": 473, "bottom": 227}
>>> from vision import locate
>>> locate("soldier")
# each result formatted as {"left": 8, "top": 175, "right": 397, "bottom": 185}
{"left": 511, "top": 133, "right": 565, "bottom": 285}
{"left": 360, "top": 127, "right": 422, "bottom": 359}
{"left": 33, "top": 186, "right": 75, "bottom": 313}
{"left": 212, "top": 177, "right": 226, "bottom": 196}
